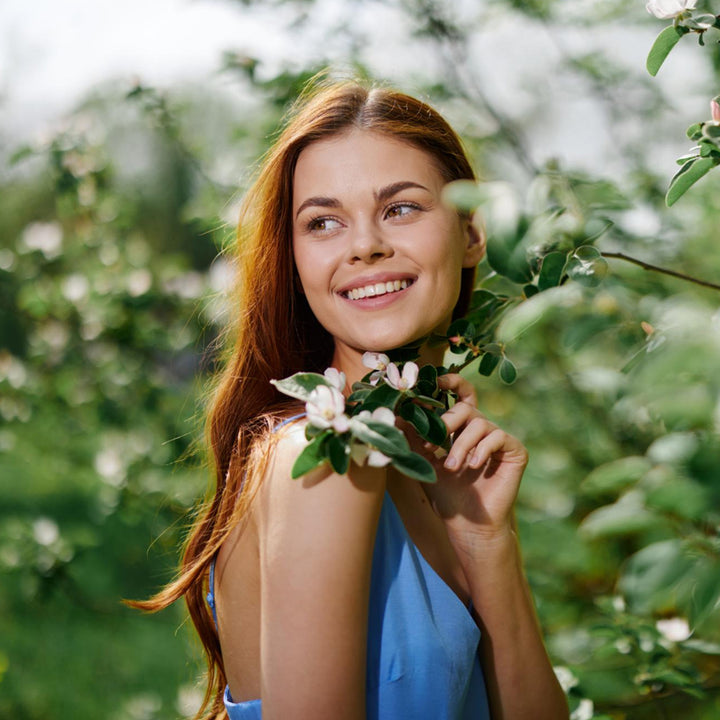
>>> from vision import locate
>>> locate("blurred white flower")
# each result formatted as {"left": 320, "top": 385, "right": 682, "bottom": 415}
{"left": 127, "top": 269, "right": 152, "bottom": 297}
{"left": 323, "top": 367, "right": 346, "bottom": 392}
{"left": 386, "top": 361, "right": 419, "bottom": 391}
{"left": 571, "top": 698, "right": 594, "bottom": 720}
{"left": 553, "top": 666, "right": 579, "bottom": 693}
{"left": 33, "top": 517, "right": 59, "bottom": 546}
{"left": 646, "top": 0, "right": 695, "bottom": 19}
{"left": 62, "top": 274, "right": 89, "bottom": 303}
{"left": 306, "top": 385, "right": 350, "bottom": 433}
{"left": 656, "top": 617, "right": 691, "bottom": 642}
{"left": 21, "top": 222, "right": 63, "bottom": 260}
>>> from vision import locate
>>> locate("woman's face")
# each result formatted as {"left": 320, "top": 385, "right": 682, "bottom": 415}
{"left": 292, "top": 129, "right": 483, "bottom": 360}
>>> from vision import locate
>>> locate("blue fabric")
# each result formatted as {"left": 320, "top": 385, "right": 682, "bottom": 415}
{"left": 210, "top": 490, "right": 490, "bottom": 719}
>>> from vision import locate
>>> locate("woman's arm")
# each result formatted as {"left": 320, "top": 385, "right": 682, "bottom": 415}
{"left": 423, "top": 375, "right": 569, "bottom": 720}
{"left": 256, "top": 423, "right": 386, "bottom": 720}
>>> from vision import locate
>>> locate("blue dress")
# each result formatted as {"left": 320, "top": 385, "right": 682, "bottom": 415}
{"left": 207, "top": 489, "right": 491, "bottom": 719}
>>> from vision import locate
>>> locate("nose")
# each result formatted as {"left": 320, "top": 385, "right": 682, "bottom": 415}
{"left": 347, "top": 219, "right": 393, "bottom": 264}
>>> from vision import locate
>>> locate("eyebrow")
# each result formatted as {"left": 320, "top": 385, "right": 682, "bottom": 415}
{"left": 294, "top": 180, "right": 431, "bottom": 219}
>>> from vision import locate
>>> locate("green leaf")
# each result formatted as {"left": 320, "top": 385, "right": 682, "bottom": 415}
{"left": 327, "top": 434, "right": 350, "bottom": 475}
{"left": 619, "top": 540, "right": 691, "bottom": 613}
{"left": 478, "top": 352, "right": 501, "bottom": 376}
{"left": 291, "top": 435, "right": 329, "bottom": 478}
{"left": 580, "top": 491, "right": 661, "bottom": 540}
{"left": 352, "top": 419, "right": 410, "bottom": 456}
{"left": 271, "top": 372, "right": 330, "bottom": 402}
{"left": 441, "top": 179, "right": 484, "bottom": 213}
{"left": 400, "top": 402, "right": 430, "bottom": 437}
{"left": 391, "top": 452, "right": 437, "bottom": 483}
{"left": 538, "top": 251, "right": 567, "bottom": 291}
{"left": 361, "top": 383, "right": 403, "bottom": 411}
{"left": 666, "top": 156, "right": 717, "bottom": 206}
{"left": 421, "top": 406, "right": 447, "bottom": 446}
{"left": 499, "top": 358, "right": 517, "bottom": 384}
{"left": 580, "top": 456, "right": 652, "bottom": 497}
{"left": 413, "top": 394, "right": 446, "bottom": 409}
{"left": 687, "top": 559, "right": 720, "bottom": 629}
{"left": 566, "top": 246, "right": 609, "bottom": 287}
{"left": 687, "top": 122, "right": 703, "bottom": 141}
{"left": 347, "top": 387, "right": 373, "bottom": 403}
{"left": 486, "top": 218, "right": 534, "bottom": 284}
{"left": 9, "top": 145, "right": 34, "bottom": 166}
{"left": 646, "top": 25, "right": 684, "bottom": 76}
{"left": 416, "top": 364, "right": 438, "bottom": 397}
{"left": 523, "top": 284, "right": 539, "bottom": 298}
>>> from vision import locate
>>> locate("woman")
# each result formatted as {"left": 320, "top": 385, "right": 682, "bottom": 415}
{"left": 140, "top": 80, "right": 569, "bottom": 720}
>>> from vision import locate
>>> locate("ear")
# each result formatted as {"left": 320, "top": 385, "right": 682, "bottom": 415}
{"left": 461, "top": 212, "right": 486, "bottom": 268}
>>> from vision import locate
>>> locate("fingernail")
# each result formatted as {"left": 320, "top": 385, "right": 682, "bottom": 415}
{"left": 444, "top": 456, "right": 458, "bottom": 470}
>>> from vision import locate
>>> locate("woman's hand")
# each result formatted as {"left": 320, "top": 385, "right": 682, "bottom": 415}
{"left": 413, "top": 373, "right": 528, "bottom": 554}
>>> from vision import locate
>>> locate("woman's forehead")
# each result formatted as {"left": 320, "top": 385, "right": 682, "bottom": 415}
{"left": 292, "top": 129, "right": 445, "bottom": 201}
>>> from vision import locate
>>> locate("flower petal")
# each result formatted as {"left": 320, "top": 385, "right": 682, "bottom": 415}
{"left": 386, "top": 363, "right": 401, "bottom": 389}
{"left": 323, "top": 367, "right": 346, "bottom": 392}
{"left": 371, "top": 407, "right": 396, "bottom": 426}
{"left": 401, "top": 362, "right": 419, "bottom": 389}
{"left": 362, "top": 352, "right": 390, "bottom": 371}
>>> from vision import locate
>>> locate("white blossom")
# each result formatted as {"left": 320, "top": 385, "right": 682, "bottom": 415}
{"left": 323, "top": 367, "right": 346, "bottom": 392}
{"left": 306, "top": 385, "right": 350, "bottom": 433}
{"left": 386, "top": 361, "right": 419, "bottom": 391}
{"left": 570, "top": 698, "right": 594, "bottom": 720}
{"left": 349, "top": 407, "right": 395, "bottom": 467}
{"left": 362, "top": 352, "right": 390, "bottom": 385}
{"left": 656, "top": 617, "right": 691, "bottom": 642}
{"left": 646, "top": 0, "right": 696, "bottom": 19}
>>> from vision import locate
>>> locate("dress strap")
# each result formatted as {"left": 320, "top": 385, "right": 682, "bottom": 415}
{"left": 207, "top": 559, "right": 218, "bottom": 630}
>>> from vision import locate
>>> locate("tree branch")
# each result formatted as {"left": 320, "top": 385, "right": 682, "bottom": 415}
{"left": 602, "top": 252, "right": 720, "bottom": 292}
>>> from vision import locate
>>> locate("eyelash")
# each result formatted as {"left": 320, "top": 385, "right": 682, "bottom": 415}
{"left": 304, "top": 202, "right": 423, "bottom": 234}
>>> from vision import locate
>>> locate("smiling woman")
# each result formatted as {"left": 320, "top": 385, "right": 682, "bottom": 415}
{"left": 133, "top": 79, "right": 569, "bottom": 720}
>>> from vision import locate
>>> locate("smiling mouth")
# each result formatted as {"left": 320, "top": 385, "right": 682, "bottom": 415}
{"left": 342, "top": 278, "right": 415, "bottom": 300}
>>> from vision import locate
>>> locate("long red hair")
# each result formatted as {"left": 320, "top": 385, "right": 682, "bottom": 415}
{"left": 132, "top": 79, "right": 478, "bottom": 718}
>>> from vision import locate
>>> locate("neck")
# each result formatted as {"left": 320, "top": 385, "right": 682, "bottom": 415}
{"left": 331, "top": 341, "right": 447, "bottom": 390}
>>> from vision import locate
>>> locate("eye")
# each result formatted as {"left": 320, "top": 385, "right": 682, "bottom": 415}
{"left": 306, "top": 216, "right": 343, "bottom": 234}
{"left": 384, "top": 202, "right": 421, "bottom": 220}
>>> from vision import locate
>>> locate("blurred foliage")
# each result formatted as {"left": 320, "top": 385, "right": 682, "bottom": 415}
{"left": 2, "top": 0, "right": 720, "bottom": 718}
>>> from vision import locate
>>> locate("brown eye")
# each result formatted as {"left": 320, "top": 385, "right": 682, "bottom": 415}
{"left": 307, "top": 216, "right": 342, "bottom": 233}
{"left": 385, "top": 202, "right": 420, "bottom": 219}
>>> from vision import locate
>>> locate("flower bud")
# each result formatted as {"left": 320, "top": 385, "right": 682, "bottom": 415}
{"left": 712, "top": 96, "right": 720, "bottom": 123}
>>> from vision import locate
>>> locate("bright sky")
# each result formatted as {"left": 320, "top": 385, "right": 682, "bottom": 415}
{"left": 0, "top": 0, "right": 709, "bottom": 178}
{"left": 0, "top": 0, "right": 290, "bottom": 141}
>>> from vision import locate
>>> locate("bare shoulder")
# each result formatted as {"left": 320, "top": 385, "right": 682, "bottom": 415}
{"left": 255, "top": 418, "right": 386, "bottom": 534}
{"left": 251, "top": 419, "right": 387, "bottom": 718}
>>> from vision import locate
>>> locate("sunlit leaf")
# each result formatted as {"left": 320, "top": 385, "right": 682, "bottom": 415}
{"left": 271, "top": 372, "right": 330, "bottom": 402}
{"left": 666, "top": 157, "right": 717, "bottom": 206}
{"left": 646, "top": 25, "right": 684, "bottom": 76}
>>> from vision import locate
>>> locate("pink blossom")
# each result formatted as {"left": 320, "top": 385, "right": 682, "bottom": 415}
{"left": 711, "top": 97, "right": 720, "bottom": 123}
{"left": 385, "top": 362, "right": 419, "bottom": 391}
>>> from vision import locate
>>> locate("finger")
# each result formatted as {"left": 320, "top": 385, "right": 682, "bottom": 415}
{"left": 441, "top": 401, "right": 486, "bottom": 436}
{"left": 444, "top": 416, "right": 496, "bottom": 470}
{"left": 438, "top": 374, "right": 477, "bottom": 407}
{"left": 469, "top": 430, "right": 528, "bottom": 470}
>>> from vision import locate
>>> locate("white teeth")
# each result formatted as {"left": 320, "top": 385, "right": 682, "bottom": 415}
{"left": 345, "top": 279, "right": 412, "bottom": 300}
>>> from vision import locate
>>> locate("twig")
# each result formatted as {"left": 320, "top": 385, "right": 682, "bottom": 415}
{"left": 602, "top": 252, "right": 720, "bottom": 292}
